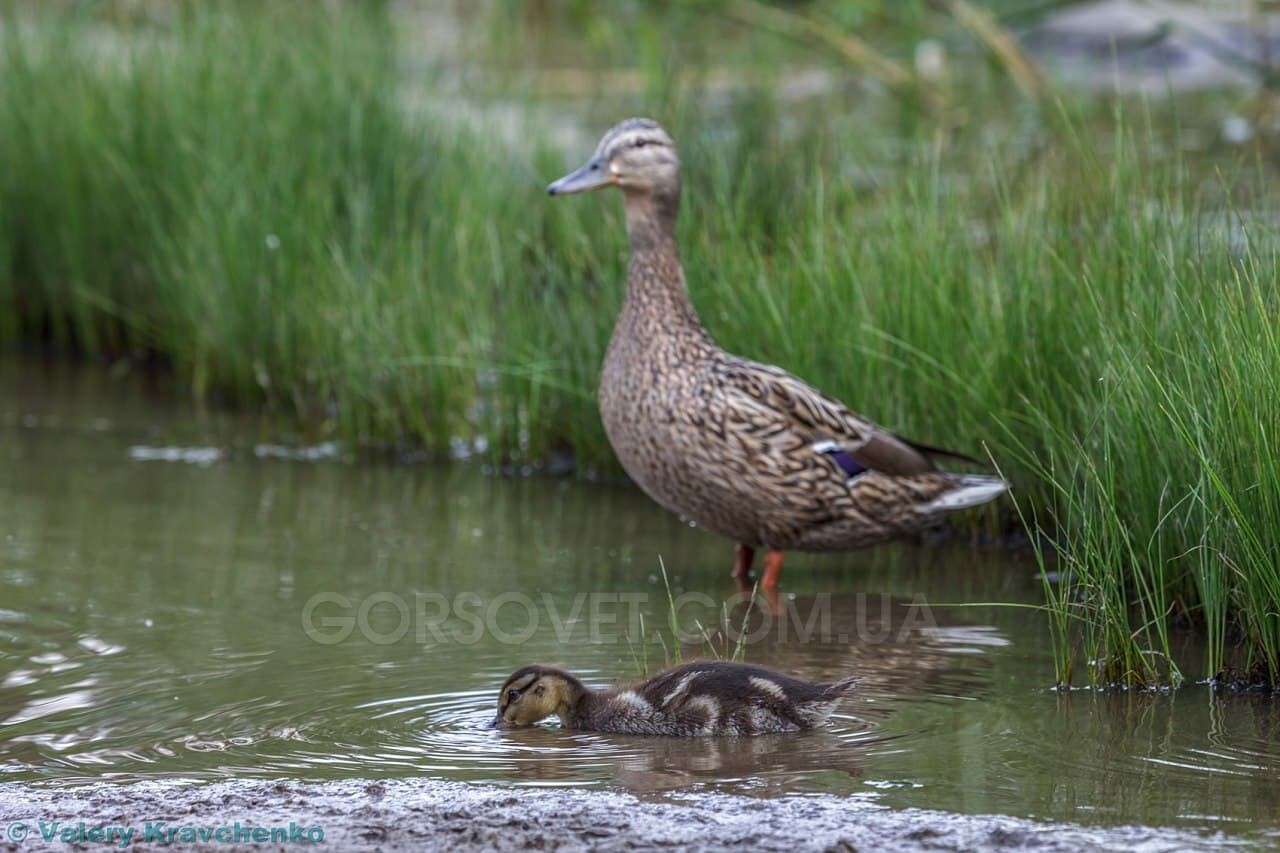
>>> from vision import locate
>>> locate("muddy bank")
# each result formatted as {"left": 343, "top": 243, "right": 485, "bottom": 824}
{"left": 0, "top": 779, "right": 1234, "bottom": 851}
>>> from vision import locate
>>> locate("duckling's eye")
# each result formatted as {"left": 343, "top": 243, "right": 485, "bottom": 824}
{"left": 508, "top": 688, "right": 521, "bottom": 702}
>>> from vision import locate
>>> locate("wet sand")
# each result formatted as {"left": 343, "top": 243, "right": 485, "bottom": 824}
{"left": 0, "top": 779, "right": 1232, "bottom": 851}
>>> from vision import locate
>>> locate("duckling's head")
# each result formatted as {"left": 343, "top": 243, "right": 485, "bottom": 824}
{"left": 547, "top": 118, "right": 679, "bottom": 201}
{"left": 491, "top": 665, "right": 584, "bottom": 729}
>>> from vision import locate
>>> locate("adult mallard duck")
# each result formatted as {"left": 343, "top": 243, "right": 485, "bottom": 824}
{"left": 548, "top": 118, "right": 1007, "bottom": 591}
{"left": 491, "top": 661, "right": 857, "bottom": 736}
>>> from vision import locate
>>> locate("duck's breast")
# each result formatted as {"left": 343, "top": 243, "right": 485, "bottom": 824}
{"left": 600, "top": 346, "right": 770, "bottom": 544}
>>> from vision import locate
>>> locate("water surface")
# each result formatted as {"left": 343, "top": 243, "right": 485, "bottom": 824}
{"left": 1, "top": 358, "right": 1277, "bottom": 842}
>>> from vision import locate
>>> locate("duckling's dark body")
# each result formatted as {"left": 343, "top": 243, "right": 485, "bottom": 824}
{"left": 495, "top": 662, "right": 856, "bottom": 737}
{"left": 586, "top": 662, "right": 855, "bottom": 736}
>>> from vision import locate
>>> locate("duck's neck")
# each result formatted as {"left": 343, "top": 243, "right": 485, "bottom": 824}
{"left": 619, "top": 191, "right": 706, "bottom": 337}
{"left": 557, "top": 676, "right": 599, "bottom": 730}
{"left": 622, "top": 189, "right": 679, "bottom": 255}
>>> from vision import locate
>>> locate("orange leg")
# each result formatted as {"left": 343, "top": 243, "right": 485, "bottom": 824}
{"left": 761, "top": 549, "right": 785, "bottom": 591}
{"left": 732, "top": 544, "right": 755, "bottom": 590}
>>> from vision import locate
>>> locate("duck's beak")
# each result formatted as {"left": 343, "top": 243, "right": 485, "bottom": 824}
{"left": 547, "top": 157, "right": 613, "bottom": 196}
{"left": 490, "top": 713, "right": 506, "bottom": 729}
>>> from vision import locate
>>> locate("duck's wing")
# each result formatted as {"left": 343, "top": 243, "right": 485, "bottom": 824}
{"left": 895, "top": 437, "right": 983, "bottom": 467}
{"left": 712, "top": 357, "right": 971, "bottom": 477}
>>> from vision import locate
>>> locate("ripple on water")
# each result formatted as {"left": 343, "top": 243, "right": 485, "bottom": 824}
{"left": 373, "top": 688, "right": 879, "bottom": 792}
{"left": 7, "top": 598, "right": 1280, "bottom": 829}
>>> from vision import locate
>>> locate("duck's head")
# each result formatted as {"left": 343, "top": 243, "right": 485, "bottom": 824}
{"left": 491, "top": 664, "right": 583, "bottom": 729}
{"left": 547, "top": 118, "right": 679, "bottom": 201}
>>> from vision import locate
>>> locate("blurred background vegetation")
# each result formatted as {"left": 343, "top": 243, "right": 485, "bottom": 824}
{"left": 1, "top": 0, "right": 1278, "bottom": 688}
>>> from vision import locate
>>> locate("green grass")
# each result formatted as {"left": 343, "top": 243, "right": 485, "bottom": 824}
{"left": 1, "top": 2, "right": 1278, "bottom": 687}
{"left": 624, "top": 558, "right": 759, "bottom": 676}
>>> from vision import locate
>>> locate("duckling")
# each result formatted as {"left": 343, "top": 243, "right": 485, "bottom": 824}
{"left": 491, "top": 661, "right": 857, "bottom": 737}
{"left": 547, "top": 119, "right": 1008, "bottom": 591}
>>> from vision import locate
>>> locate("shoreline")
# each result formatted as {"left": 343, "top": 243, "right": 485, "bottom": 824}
{"left": 0, "top": 778, "right": 1243, "bottom": 851}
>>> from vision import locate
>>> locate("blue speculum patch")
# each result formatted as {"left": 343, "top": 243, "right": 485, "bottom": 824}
{"left": 825, "top": 448, "right": 867, "bottom": 478}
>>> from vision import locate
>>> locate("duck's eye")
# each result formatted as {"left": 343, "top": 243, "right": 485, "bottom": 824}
{"left": 633, "top": 139, "right": 649, "bottom": 148}
{"left": 508, "top": 688, "right": 521, "bottom": 702}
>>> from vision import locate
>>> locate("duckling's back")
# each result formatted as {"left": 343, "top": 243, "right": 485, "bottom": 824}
{"left": 589, "top": 662, "right": 856, "bottom": 737}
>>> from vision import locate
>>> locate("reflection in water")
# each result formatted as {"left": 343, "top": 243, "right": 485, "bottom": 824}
{"left": 1, "top": 358, "right": 1279, "bottom": 840}
{"left": 493, "top": 723, "right": 867, "bottom": 792}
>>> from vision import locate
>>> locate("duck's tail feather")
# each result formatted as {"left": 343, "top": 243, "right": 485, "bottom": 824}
{"left": 925, "top": 474, "right": 1009, "bottom": 513}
